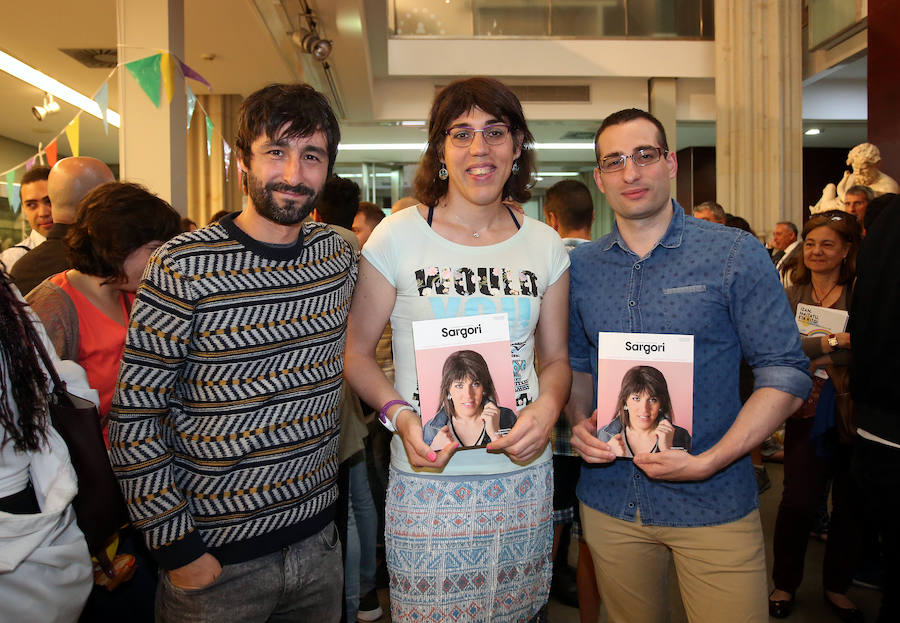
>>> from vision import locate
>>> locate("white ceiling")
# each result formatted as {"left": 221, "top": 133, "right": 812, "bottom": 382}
{"left": 0, "top": 0, "right": 867, "bottom": 175}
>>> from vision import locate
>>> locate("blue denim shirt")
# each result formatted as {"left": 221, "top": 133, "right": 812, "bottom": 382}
{"left": 569, "top": 201, "right": 811, "bottom": 526}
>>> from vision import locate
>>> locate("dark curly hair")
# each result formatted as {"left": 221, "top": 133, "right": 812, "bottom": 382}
{"left": 65, "top": 182, "right": 182, "bottom": 284}
{"left": 413, "top": 77, "right": 536, "bottom": 208}
{"left": 0, "top": 271, "right": 49, "bottom": 452}
{"left": 235, "top": 83, "right": 341, "bottom": 177}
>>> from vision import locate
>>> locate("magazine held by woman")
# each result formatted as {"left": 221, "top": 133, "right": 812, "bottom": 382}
{"left": 413, "top": 312, "right": 518, "bottom": 450}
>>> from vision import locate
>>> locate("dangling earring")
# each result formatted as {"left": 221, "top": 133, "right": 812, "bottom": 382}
{"left": 447, "top": 394, "right": 453, "bottom": 400}
{"left": 438, "top": 164, "right": 449, "bottom": 181}
{"left": 511, "top": 160, "right": 520, "bottom": 174}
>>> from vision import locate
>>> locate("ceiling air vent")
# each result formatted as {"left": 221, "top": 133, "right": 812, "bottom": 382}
{"left": 560, "top": 131, "right": 595, "bottom": 140}
{"left": 435, "top": 84, "right": 590, "bottom": 104}
{"left": 60, "top": 48, "right": 118, "bottom": 68}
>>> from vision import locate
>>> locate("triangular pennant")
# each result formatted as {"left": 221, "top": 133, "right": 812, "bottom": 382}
{"left": 178, "top": 59, "right": 211, "bottom": 90}
{"left": 160, "top": 52, "right": 174, "bottom": 104}
{"left": 125, "top": 54, "right": 162, "bottom": 108}
{"left": 95, "top": 82, "right": 109, "bottom": 135}
{"left": 26, "top": 156, "right": 36, "bottom": 172}
{"left": 186, "top": 84, "right": 197, "bottom": 130}
{"left": 223, "top": 140, "right": 232, "bottom": 181}
{"left": 5, "top": 171, "right": 19, "bottom": 214}
{"left": 46, "top": 138, "right": 58, "bottom": 167}
{"left": 205, "top": 115, "right": 214, "bottom": 157}
{"left": 65, "top": 116, "right": 80, "bottom": 158}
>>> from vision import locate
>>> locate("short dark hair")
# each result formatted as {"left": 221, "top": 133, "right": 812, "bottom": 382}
{"left": 615, "top": 365, "right": 674, "bottom": 430}
{"left": 544, "top": 180, "right": 594, "bottom": 230}
{"left": 356, "top": 201, "right": 385, "bottom": 226}
{"left": 790, "top": 210, "right": 860, "bottom": 285}
{"left": 844, "top": 185, "right": 875, "bottom": 202}
{"left": 413, "top": 77, "right": 536, "bottom": 208}
{"left": 436, "top": 350, "right": 498, "bottom": 420}
{"left": 725, "top": 214, "right": 754, "bottom": 235}
{"left": 863, "top": 193, "right": 896, "bottom": 230}
{"left": 316, "top": 176, "right": 360, "bottom": 229}
{"left": 20, "top": 166, "right": 51, "bottom": 187}
{"left": 235, "top": 83, "right": 341, "bottom": 176}
{"left": 594, "top": 108, "right": 668, "bottom": 163}
{"left": 777, "top": 221, "right": 798, "bottom": 236}
{"left": 65, "top": 182, "right": 181, "bottom": 284}
{"left": 693, "top": 201, "right": 726, "bottom": 221}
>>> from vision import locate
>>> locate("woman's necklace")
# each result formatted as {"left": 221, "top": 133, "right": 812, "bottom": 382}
{"left": 446, "top": 205, "right": 496, "bottom": 238}
{"left": 811, "top": 279, "right": 839, "bottom": 305}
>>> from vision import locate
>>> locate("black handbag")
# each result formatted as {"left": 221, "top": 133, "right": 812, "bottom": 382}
{"left": 31, "top": 335, "right": 130, "bottom": 560}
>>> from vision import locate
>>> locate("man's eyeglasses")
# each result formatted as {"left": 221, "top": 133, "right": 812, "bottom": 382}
{"left": 446, "top": 124, "right": 511, "bottom": 148}
{"left": 598, "top": 147, "right": 668, "bottom": 173}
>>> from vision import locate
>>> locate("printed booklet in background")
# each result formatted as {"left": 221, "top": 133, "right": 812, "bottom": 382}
{"left": 595, "top": 332, "right": 694, "bottom": 459}
{"left": 795, "top": 303, "right": 849, "bottom": 379}
{"left": 412, "top": 313, "right": 517, "bottom": 450}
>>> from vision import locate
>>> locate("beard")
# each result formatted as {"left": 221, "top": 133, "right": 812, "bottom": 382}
{"left": 246, "top": 171, "right": 319, "bottom": 225}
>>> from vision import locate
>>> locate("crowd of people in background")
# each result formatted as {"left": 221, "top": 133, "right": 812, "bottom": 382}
{"left": 0, "top": 76, "right": 897, "bottom": 623}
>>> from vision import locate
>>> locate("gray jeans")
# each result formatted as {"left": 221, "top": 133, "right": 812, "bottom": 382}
{"left": 156, "top": 523, "right": 343, "bottom": 623}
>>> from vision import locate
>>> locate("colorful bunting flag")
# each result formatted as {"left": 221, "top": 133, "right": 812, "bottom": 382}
{"left": 95, "top": 82, "right": 109, "bottom": 135}
{"left": 223, "top": 140, "right": 232, "bottom": 181}
{"left": 5, "top": 172, "right": 19, "bottom": 213}
{"left": 25, "top": 156, "right": 36, "bottom": 172}
{"left": 186, "top": 84, "right": 197, "bottom": 130}
{"left": 178, "top": 59, "right": 211, "bottom": 90}
{"left": 161, "top": 52, "right": 175, "bottom": 104}
{"left": 206, "top": 115, "right": 214, "bottom": 157}
{"left": 65, "top": 116, "right": 80, "bottom": 158}
{"left": 125, "top": 54, "right": 162, "bottom": 108}
{"left": 46, "top": 139, "right": 58, "bottom": 167}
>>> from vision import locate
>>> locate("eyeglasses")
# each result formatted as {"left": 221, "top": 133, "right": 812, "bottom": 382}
{"left": 445, "top": 124, "right": 511, "bottom": 148}
{"left": 597, "top": 147, "right": 668, "bottom": 173}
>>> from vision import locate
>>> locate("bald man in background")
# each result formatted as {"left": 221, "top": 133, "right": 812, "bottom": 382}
{"left": 11, "top": 156, "right": 114, "bottom": 295}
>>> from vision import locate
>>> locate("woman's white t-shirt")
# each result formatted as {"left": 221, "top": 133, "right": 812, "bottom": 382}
{"left": 362, "top": 206, "right": 569, "bottom": 475}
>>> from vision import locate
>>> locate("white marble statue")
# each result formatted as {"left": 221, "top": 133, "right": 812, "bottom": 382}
{"left": 810, "top": 142, "right": 900, "bottom": 214}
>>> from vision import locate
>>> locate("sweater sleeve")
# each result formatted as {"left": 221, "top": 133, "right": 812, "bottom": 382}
{"left": 108, "top": 247, "right": 206, "bottom": 570}
{"left": 24, "top": 280, "right": 79, "bottom": 361}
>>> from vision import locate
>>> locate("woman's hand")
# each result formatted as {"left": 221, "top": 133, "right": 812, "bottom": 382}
{"left": 396, "top": 409, "right": 457, "bottom": 468}
{"left": 168, "top": 553, "right": 222, "bottom": 590}
{"left": 570, "top": 411, "right": 619, "bottom": 463}
{"left": 429, "top": 425, "right": 455, "bottom": 451}
{"left": 655, "top": 418, "right": 676, "bottom": 451}
{"left": 481, "top": 401, "right": 502, "bottom": 440}
{"left": 486, "top": 399, "right": 553, "bottom": 463}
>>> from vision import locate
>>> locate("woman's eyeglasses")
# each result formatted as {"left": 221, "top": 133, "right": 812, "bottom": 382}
{"left": 445, "top": 124, "right": 511, "bottom": 148}
{"left": 598, "top": 147, "right": 667, "bottom": 173}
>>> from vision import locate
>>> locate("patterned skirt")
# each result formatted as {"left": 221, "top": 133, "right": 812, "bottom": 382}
{"left": 385, "top": 461, "right": 552, "bottom": 623}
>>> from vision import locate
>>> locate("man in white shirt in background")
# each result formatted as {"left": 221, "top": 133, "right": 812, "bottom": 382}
{"left": 1, "top": 166, "right": 53, "bottom": 272}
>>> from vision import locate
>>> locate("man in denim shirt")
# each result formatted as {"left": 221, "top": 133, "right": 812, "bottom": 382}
{"left": 569, "top": 109, "right": 811, "bottom": 623}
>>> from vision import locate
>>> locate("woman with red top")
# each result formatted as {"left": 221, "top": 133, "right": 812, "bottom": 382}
{"left": 26, "top": 182, "right": 181, "bottom": 444}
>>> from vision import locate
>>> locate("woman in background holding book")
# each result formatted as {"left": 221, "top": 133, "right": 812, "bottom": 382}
{"left": 769, "top": 211, "right": 862, "bottom": 622}
{"left": 344, "top": 77, "right": 570, "bottom": 622}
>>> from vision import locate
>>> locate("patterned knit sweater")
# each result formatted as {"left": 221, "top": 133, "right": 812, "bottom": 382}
{"left": 109, "top": 214, "right": 357, "bottom": 569}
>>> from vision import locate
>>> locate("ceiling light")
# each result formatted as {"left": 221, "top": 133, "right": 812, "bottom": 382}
{"left": 401, "top": 120, "right": 426, "bottom": 127}
{"left": 32, "top": 93, "right": 60, "bottom": 121}
{"left": 292, "top": 30, "right": 332, "bottom": 61}
{"left": 804, "top": 128, "right": 822, "bottom": 136}
{"left": 0, "top": 50, "right": 120, "bottom": 127}
{"left": 535, "top": 171, "right": 580, "bottom": 177}
{"left": 337, "top": 142, "right": 595, "bottom": 151}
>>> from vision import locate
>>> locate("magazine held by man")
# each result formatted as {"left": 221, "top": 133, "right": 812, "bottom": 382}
{"left": 412, "top": 313, "right": 517, "bottom": 450}
{"left": 595, "top": 332, "right": 694, "bottom": 458}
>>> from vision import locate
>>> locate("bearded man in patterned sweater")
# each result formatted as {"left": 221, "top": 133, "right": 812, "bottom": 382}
{"left": 109, "top": 83, "right": 357, "bottom": 623}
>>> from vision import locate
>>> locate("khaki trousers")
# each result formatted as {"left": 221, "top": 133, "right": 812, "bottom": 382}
{"left": 580, "top": 503, "right": 768, "bottom": 623}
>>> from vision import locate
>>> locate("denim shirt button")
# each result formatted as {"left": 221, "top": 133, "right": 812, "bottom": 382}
{"left": 633, "top": 473, "right": 640, "bottom": 480}
{"left": 628, "top": 502, "right": 635, "bottom": 508}
{"left": 628, "top": 300, "right": 636, "bottom": 307}
{"left": 634, "top": 263, "right": 641, "bottom": 270}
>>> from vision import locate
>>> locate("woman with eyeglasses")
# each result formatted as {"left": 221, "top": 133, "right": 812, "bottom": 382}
{"left": 344, "top": 77, "right": 570, "bottom": 622}
{"left": 769, "top": 211, "right": 862, "bottom": 622}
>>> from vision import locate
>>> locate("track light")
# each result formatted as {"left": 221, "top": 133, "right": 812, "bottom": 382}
{"left": 32, "top": 93, "right": 60, "bottom": 121}
{"left": 292, "top": 30, "right": 332, "bottom": 61}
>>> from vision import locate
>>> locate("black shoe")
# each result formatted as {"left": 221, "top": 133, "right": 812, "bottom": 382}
{"left": 824, "top": 593, "right": 865, "bottom": 623}
{"left": 769, "top": 590, "right": 793, "bottom": 619}
{"left": 357, "top": 589, "right": 383, "bottom": 622}
{"left": 550, "top": 565, "right": 579, "bottom": 609}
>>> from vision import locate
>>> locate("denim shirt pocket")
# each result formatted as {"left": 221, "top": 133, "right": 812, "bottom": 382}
{"left": 660, "top": 284, "right": 716, "bottom": 334}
